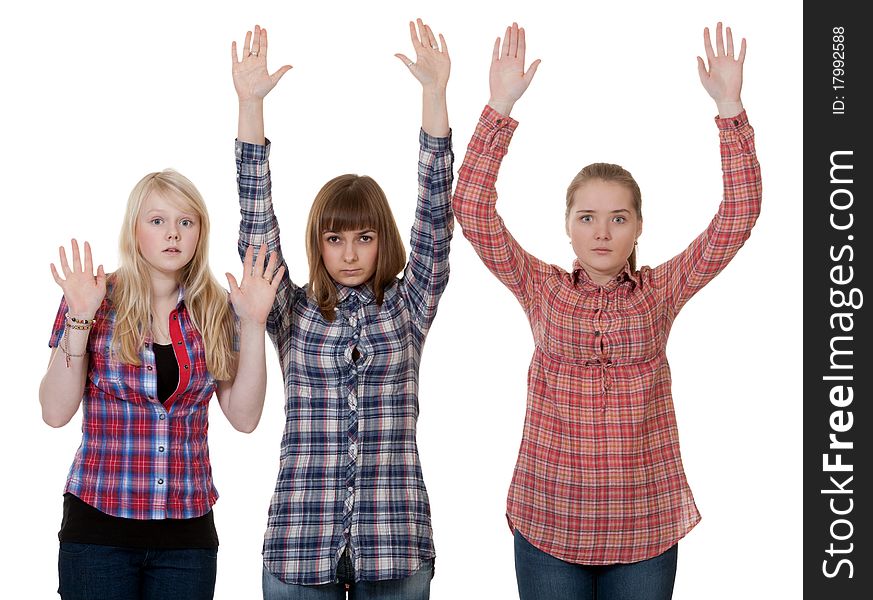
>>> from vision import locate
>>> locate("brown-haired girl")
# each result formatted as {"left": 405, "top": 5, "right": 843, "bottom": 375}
{"left": 230, "top": 20, "right": 453, "bottom": 600}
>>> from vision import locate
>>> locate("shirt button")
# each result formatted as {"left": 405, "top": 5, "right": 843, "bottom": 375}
{"left": 183, "top": 364, "right": 189, "bottom": 370}
{"left": 159, "top": 446, "right": 165, "bottom": 452}
{"left": 349, "top": 443, "right": 357, "bottom": 458}
{"left": 594, "top": 330, "right": 601, "bottom": 336}
{"left": 177, "top": 340, "right": 183, "bottom": 345}
{"left": 148, "top": 395, "right": 154, "bottom": 400}
{"left": 147, "top": 366, "right": 153, "bottom": 371}
{"left": 159, "top": 414, "right": 166, "bottom": 420}
{"left": 157, "top": 478, "right": 164, "bottom": 485}
{"left": 497, "top": 119, "right": 503, "bottom": 124}
{"left": 733, "top": 119, "right": 739, "bottom": 126}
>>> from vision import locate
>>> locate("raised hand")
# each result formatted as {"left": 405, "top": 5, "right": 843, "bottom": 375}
{"left": 226, "top": 244, "right": 285, "bottom": 325}
{"left": 232, "top": 25, "right": 292, "bottom": 104}
{"left": 50, "top": 239, "right": 106, "bottom": 319}
{"left": 396, "top": 18, "right": 450, "bottom": 92}
{"left": 488, "top": 22, "right": 541, "bottom": 117}
{"left": 697, "top": 22, "right": 746, "bottom": 118}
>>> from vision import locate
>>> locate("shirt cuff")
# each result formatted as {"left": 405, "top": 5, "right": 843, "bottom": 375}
{"left": 419, "top": 128, "right": 452, "bottom": 152}
{"left": 235, "top": 138, "right": 272, "bottom": 162}
{"left": 481, "top": 104, "right": 520, "bottom": 133}
{"left": 715, "top": 110, "right": 749, "bottom": 130}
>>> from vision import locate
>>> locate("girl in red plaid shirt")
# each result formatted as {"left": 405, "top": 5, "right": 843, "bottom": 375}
{"left": 41, "top": 171, "right": 284, "bottom": 600}
{"left": 453, "top": 22, "right": 761, "bottom": 600}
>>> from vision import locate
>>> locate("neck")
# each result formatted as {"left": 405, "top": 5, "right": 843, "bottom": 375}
{"left": 149, "top": 271, "right": 180, "bottom": 305}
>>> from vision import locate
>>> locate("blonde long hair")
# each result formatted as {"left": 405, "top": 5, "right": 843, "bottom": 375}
{"left": 565, "top": 163, "right": 643, "bottom": 272}
{"left": 305, "top": 174, "right": 406, "bottom": 321}
{"left": 110, "top": 170, "right": 236, "bottom": 380}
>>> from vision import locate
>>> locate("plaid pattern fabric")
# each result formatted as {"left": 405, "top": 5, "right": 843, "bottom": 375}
{"left": 453, "top": 105, "right": 761, "bottom": 564}
{"left": 48, "top": 286, "right": 220, "bottom": 520}
{"left": 236, "top": 130, "right": 453, "bottom": 585}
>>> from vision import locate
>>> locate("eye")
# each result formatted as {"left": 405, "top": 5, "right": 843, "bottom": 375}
{"left": 613, "top": 216, "right": 626, "bottom": 224}
{"left": 180, "top": 218, "right": 194, "bottom": 227}
{"left": 579, "top": 215, "right": 592, "bottom": 223}
{"left": 150, "top": 217, "right": 164, "bottom": 225}
{"left": 359, "top": 234, "right": 373, "bottom": 243}
{"left": 325, "top": 235, "right": 341, "bottom": 244}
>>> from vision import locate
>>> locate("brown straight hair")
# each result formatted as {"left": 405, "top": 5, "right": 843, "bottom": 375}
{"left": 565, "top": 163, "right": 643, "bottom": 272}
{"left": 305, "top": 174, "right": 406, "bottom": 321}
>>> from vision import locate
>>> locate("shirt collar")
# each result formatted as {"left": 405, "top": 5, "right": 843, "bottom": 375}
{"left": 335, "top": 281, "right": 375, "bottom": 305}
{"left": 572, "top": 260, "right": 639, "bottom": 290}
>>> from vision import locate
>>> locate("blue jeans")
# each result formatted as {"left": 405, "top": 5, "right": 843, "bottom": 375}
{"left": 262, "top": 558, "right": 433, "bottom": 600}
{"left": 514, "top": 530, "right": 677, "bottom": 600}
{"left": 57, "top": 542, "right": 217, "bottom": 600}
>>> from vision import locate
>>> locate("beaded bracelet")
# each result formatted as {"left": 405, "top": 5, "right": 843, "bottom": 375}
{"left": 64, "top": 313, "right": 96, "bottom": 331}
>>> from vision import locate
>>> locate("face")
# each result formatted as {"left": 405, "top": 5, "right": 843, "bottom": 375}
{"left": 135, "top": 190, "right": 201, "bottom": 278}
{"left": 566, "top": 179, "right": 642, "bottom": 285}
{"left": 321, "top": 229, "right": 379, "bottom": 287}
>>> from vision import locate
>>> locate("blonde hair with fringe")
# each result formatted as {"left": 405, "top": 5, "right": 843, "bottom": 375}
{"left": 110, "top": 169, "right": 236, "bottom": 380}
{"left": 565, "top": 163, "right": 643, "bottom": 272}
{"left": 305, "top": 174, "right": 406, "bottom": 321}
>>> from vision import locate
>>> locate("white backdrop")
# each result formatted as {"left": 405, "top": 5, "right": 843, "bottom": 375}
{"left": 1, "top": 1, "right": 802, "bottom": 598}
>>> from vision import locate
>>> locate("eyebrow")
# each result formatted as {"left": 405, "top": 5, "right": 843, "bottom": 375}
{"left": 322, "top": 229, "right": 376, "bottom": 235}
{"left": 575, "top": 209, "right": 631, "bottom": 214}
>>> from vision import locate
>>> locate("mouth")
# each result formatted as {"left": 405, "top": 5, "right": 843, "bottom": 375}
{"left": 163, "top": 248, "right": 182, "bottom": 254}
{"left": 340, "top": 269, "right": 362, "bottom": 275}
{"left": 591, "top": 248, "right": 611, "bottom": 255}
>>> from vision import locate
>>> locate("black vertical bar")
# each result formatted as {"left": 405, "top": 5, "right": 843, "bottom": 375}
{"left": 804, "top": 5, "right": 870, "bottom": 598}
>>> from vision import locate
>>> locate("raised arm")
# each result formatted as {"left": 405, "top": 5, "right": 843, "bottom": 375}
{"left": 40, "top": 240, "right": 106, "bottom": 427}
{"left": 394, "top": 19, "right": 454, "bottom": 332}
{"left": 232, "top": 24, "right": 292, "bottom": 145}
{"left": 232, "top": 25, "right": 295, "bottom": 339}
{"left": 452, "top": 23, "right": 550, "bottom": 315}
{"left": 215, "top": 244, "right": 284, "bottom": 432}
{"left": 658, "top": 22, "right": 761, "bottom": 315}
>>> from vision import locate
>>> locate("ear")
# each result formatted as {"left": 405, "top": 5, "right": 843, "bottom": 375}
{"left": 636, "top": 218, "right": 643, "bottom": 240}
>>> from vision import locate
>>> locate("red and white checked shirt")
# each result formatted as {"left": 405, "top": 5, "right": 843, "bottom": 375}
{"left": 48, "top": 285, "right": 224, "bottom": 520}
{"left": 453, "top": 105, "right": 762, "bottom": 564}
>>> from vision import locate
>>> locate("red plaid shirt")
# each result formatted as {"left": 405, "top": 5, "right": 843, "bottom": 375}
{"left": 48, "top": 284, "right": 222, "bottom": 520}
{"left": 453, "top": 106, "right": 761, "bottom": 564}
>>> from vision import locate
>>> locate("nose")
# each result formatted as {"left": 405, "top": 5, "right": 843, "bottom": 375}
{"left": 343, "top": 241, "right": 357, "bottom": 263}
{"left": 167, "top": 228, "right": 180, "bottom": 241}
{"left": 594, "top": 224, "right": 611, "bottom": 241}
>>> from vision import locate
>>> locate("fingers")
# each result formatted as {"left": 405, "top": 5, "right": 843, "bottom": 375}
{"left": 96, "top": 264, "right": 106, "bottom": 284}
{"left": 271, "top": 64, "right": 293, "bottom": 85}
{"left": 264, "top": 250, "right": 280, "bottom": 279}
{"left": 242, "top": 244, "right": 255, "bottom": 276}
{"left": 492, "top": 37, "right": 500, "bottom": 63}
{"left": 738, "top": 38, "right": 747, "bottom": 64}
{"left": 50, "top": 263, "right": 64, "bottom": 286}
{"left": 696, "top": 55, "right": 708, "bottom": 79}
{"left": 83, "top": 241, "right": 95, "bottom": 276}
{"left": 518, "top": 27, "right": 526, "bottom": 62}
{"left": 271, "top": 266, "right": 286, "bottom": 290}
{"left": 252, "top": 25, "right": 262, "bottom": 57}
{"left": 225, "top": 272, "right": 240, "bottom": 292}
{"left": 439, "top": 33, "right": 448, "bottom": 57}
{"left": 726, "top": 26, "right": 734, "bottom": 57}
{"left": 508, "top": 22, "right": 518, "bottom": 58}
{"left": 243, "top": 30, "right": 253, "bottom": 57}
{"left": 260, "top": 26, "right": 268, "bottom": 60}
{"left": 501, "top": 25, "right": 511, "bottom": 59}
{"left": 715, "top": 22, "right": 724, "bottom": 57}
{"left": 424, "top": 24, "right": 437, "bottom": 50}
{"left": 408, "top": 21, "right": 419, "bottom": 49}
{"left": 395, "top": 53, "right": 414, "bottom": 68}
{"left": 254, "top": 243, "right": 268, "bottom": 276}
{"left": 231, "top": 41, "right": 239, "bottom": 65}
{"left": 71, "top": 239, "right": 83, "bottom": 273}
{"left": 58, "top": 245, "right": 71, "bottom": 276}
{"left": 525, "top": 59, "right": 541, "bottom": 84}
{"left": 703, "top": 27, "right": 715, "bottom": 62}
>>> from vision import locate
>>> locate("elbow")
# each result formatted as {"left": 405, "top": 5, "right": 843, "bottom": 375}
{"left": 41, "top": 408, "right": 72, "bottom": 429}
{"left": 231, "top": 417, "right": 260, "bottom": 434}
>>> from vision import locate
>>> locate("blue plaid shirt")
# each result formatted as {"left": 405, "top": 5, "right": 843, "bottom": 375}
{"left": 236, "top": 130, "right": 454, "bottom": 585}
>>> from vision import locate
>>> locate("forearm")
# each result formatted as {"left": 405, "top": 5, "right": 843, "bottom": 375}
{"left": 422, "top": 87, "right": 449, "bottom": 137}
{"left": 39, "top": 332, "right": 89, "bottom": 427}
{"left": 238, "top": 100, "right": 266, "bottom": 145}
{"left": 220, "top": 320, "right": 268, "bottom": 433}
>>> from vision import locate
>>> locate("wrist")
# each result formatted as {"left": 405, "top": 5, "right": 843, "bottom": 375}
{"left": 238, "top": 99, "right": 265, "bottom": 112}
{"left": 715, "top": 99, "right": 744, "bottom": 119}
{"left": 487, "top": 98, "right": 515, "bottom": 117}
